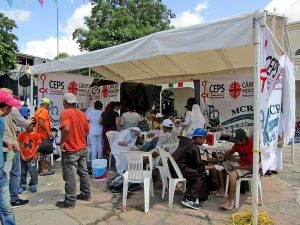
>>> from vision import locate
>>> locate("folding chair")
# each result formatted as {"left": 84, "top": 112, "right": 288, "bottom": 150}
{"left": 158, "top": 147, "right": 186, "bottom": 208}
{"left": 121, "top": 151, "right": 154, "bottom": 212}
{"left": 106, "top": 131, "right": 119, "bottom": 170}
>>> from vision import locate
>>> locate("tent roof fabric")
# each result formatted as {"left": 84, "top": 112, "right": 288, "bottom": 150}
{"left": 29, "top": 12, "right": 285, "bottom": 84}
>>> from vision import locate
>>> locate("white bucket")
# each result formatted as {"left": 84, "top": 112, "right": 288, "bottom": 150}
{"left": 92, "top": 159, "right": 107, "bottom": 181}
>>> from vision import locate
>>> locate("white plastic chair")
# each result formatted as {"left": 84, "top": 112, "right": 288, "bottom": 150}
{"left": 106, "top": 131, "right": 119, "bottom": 170}
{"left": 158, "top": 147, "right": 186, "bottom": 208}
{"left": 121, "top": 151, "right": 154, "bottom": 212}
{"left": 151, "top": 155, "right": 167, "bottom": 199}
{"left": 224, "top": 174, "right": 263, "bottom": 208}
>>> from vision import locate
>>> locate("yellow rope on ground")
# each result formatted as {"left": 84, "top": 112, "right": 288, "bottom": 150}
{"left": 230, "top": 210, "right": 275, "bottom": 225}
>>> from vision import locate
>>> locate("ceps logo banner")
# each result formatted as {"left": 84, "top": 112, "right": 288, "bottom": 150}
{"left": 199, "top": 71, "right": 254, "bottom": 132}
{"left": 38, "top": 73, "right": 94, "bottom": 127}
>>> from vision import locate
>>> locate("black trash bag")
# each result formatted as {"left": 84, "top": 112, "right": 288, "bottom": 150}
{"left": 107, "top": 173, "right": 141, "bottom": 193}
{"left": 138, "top": 119, "right": 150, "bottom": 131}
{"left": 38, "top": 138, "right": 55, "bottom": 154}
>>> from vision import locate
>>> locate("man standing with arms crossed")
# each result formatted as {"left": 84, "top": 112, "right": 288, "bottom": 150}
{"left": 56, "top": 93, "right": 90, "bottom": 208}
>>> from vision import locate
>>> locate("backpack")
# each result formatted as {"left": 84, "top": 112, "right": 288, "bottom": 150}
{"left": 138, "top": 119, "right": 150, "bottom": 131}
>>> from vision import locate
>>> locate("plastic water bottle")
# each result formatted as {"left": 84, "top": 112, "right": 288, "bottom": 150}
{"left": 7, "top": 150, "right": 15, "bottom": 161}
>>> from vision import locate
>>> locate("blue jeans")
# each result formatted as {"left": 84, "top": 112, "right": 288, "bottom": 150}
{"left": 9, "top": 152, "right": 20, "bottom": 202}
{"left": 0, "top": 173, "right": 16, "bottom": 225}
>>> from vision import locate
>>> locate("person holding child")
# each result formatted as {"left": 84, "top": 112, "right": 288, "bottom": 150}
{"left": 18, "top": 118, "right": 41, "bottom": 193}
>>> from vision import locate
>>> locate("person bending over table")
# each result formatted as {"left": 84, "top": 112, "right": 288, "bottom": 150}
{"left": 219, "top": 128, "right": 253, "bottom": 210}
{"left": 171, "top": 128, "right": 223, "bottom": 210}
{"left": 111, "top": 127, "right": 141, "bottom": 173}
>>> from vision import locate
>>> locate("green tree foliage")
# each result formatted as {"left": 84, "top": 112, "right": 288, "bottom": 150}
{"left": 73, "top": 0, "right": 175, "bottom": 51}
{"left": 53, "top": 52, "right": 70, "bottom": 60}
{"left": 0, "top": 12, "right": 18, "bottom": 72}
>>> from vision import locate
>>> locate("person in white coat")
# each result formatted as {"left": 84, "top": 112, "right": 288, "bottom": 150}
{"left": 181, "top": 100, "right": 206, "bottom": 137}
{"left": 87, "top": 100, "right": 103, "bottom": 159}
{"left": 112, "top": 127, "right": 141, "bottom": 173}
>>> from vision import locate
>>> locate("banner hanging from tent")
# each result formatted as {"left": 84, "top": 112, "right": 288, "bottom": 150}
{"left": 199, "top": 71, "right": 254, "bottom": 132}
{"left": 87, "top": 84, "right": 120, "bottom": 108}
{"left": 260, "top": 28, "right": 284, "bottom": 173}
{"left": 37, "top": 73, "right": 94, "bottom": 127}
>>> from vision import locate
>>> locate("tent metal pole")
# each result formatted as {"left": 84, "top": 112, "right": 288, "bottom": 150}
{"left": 291, "top": 137, "right": 295, "bottom": 164}
{"left": 252, "top": 10, "right": 264, "bottom": 225}
{"left": 30, "top": 75, "right": 34, "bottom": 117}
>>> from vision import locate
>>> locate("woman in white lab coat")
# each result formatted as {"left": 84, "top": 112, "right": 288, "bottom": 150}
{"left": 181, "top": 102, "right": 206, "bottom": 137}
{"left": 112, "top": 127, "right": 141, "bottom": 173}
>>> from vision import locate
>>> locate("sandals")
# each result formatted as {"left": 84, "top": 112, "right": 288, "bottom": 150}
{"left": 40, "top": 170, "right": 55, "bottom": 176}
{"left": 220, "top": 201, "right": 234, "bottom": 210}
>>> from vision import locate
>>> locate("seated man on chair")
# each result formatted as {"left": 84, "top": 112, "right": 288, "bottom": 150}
{"left": 220, "top": 128, "right": 253, "bottom": 210}
{"left": 142, "top": 119, "right": 179, "bottom": 154}
{"left": 172, "top": 128, "right": 223, "bottom": 210}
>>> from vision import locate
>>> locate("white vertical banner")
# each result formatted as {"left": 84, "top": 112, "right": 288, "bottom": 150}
{"left": 199, "top": 71, "right": 254, "bottom": 132}
{"left": 87, "top": 84, "right": 120, "bottom": 108}
{"left": 260, "top": 28, "right": 284, "bottom": 173}
{"left": 37, "top": 73, "right": 94, "bottom": 127}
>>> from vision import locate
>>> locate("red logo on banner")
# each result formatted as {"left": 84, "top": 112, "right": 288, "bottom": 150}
{"left": 229, "top": 81, "right": 241, "bottom": 99}
{"left": 68, "top": 81, "right": 79, "bottom": 95}
{"left": 38, "top": 74, "right": 48, "bottom": 98}
{"left": 102, "top": 85, "right": 109, "bottom": 99}
{"left": 201, "top": 81, "right": 209, "bottom": 103}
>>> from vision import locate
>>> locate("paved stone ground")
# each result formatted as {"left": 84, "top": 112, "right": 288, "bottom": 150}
{"left": 13, "top": 145, "right": 300, "bottom": 225}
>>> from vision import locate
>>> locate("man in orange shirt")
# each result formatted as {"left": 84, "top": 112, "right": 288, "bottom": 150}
{"left": 34, "top": 98, "right": 54, "bottom": 176}
{"left": 56, "top": 93, "right": 90, "bottom": 208}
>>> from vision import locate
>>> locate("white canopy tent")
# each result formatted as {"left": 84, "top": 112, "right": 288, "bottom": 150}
{"left": 30, "top": 12, "right": 288, "bottom": 84}
{"left": 29, "top": 11, "right": 292, "bottom": 224}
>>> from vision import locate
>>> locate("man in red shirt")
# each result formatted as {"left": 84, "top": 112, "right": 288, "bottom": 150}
{"left": 220, "top": 129, "right": 253, "bottom": 210}
{"left": 56, "top": 93, "right": 90, "bottom": 208}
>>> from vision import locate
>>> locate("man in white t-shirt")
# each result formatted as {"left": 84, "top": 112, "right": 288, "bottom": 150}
{"left": 121, "top": 105, "right": 141, "bottom": 130}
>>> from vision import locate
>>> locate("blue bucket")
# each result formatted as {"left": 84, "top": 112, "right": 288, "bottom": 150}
{"left": 92, "top": 159, "right": 107, "bottom": 181}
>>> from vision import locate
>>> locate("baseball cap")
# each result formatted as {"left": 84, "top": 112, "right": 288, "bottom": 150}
{"left": 162, "top": 119, "right": 173, "bottom": 128}
{"left": 64, "top": 93, "right": 77, "bottom": 104}
{"left": 191, "top": 128, "right": 207, "bottom": 137}
{"left": 0, "top": 90, "right": 21, "bottom": 108}
{"left": 130, "top": 127, "right": 141, "bottom": 132}
{"left": 229, "top": 128, "right": 247, "bottom": 143}
{"left": 156, "top": 113, "right": 164, "bottom": 118}
{"left": 41, "top": 98, "right": 51, "bottom": 104}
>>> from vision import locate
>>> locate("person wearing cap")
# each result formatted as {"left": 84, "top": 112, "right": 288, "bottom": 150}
{"left": 141, "top": 119, "right": 178, "bottom": 153}
{"left": 220, "top": 128, "right": 253, "bottom": 210}
{"left": 0, "top": 90, "right": 19, "bottom": 225}
{"left": 152, "top": 113, "right": 164, "bottom": 131}
{"left": 111, "top": 127, "right": 141, "bottom": 173}
{"left": 18, "top": 118, "right": 41, "bottom": 194}
{"left": 34, "top": 97, "right": 54, "bottom": 176}
{"left": 172, "top": 128, "right": 223, "bottom": 210}
{"left": 180, "top": 98, "right": 206, "bottom": 137}
{"left": 1, "top": 88, "right": 33, "bottom": 207}
{"left": 56, "top": 93, "right": 90, "bottom": 208}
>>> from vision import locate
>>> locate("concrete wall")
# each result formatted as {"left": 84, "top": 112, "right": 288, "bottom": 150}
{"left": 172, "top": 87, "right": 195, "bottom": 118}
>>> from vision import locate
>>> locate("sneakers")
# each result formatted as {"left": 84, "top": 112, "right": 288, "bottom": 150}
{"left": 181, "top": 199, "right": 202, "bottom": 210}
{"left": 18, "top": 186, "right": 26, "bottom": 194}
{"left": 11, "top": 199, "right": 29, "bottom": 208}
{"left": 55, "top": 200, "right": 75, "bottom": 208}
{"left": 30, "top": 185, "right": 37, "bottom": 193}
{"left": 76, "top": 193, "right": 91, "bottom": 201}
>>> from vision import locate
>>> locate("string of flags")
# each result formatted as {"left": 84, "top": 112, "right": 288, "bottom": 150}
{"left": 5, "top": 0, "right": 85, "bottom": 8}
